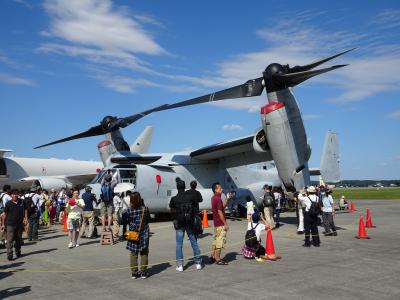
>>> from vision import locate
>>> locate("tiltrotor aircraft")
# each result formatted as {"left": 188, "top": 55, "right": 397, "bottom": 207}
{"left": 35, "top": 49, "right": 350, "bottom": 213}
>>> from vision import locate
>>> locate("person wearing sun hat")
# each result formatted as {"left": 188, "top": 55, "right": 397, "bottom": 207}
{"left": 298, "top": 186, "right": 321, "bottom": 247}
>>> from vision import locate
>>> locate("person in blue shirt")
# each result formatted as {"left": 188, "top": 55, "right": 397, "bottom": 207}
{"left": 80, "top": 186, "right": 97, "bottom": 238}
{"left": 321, "top": 190, "right": 337, "bottom": 236}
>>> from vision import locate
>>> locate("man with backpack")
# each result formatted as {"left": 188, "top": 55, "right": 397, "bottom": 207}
{"left": 100, "top": 170, "right": 115, "bottom": 231}
{"left": 298, "top": 186, "right": 321, "bottom": 247}
{"left": 262, "top": 185, "right": 276, "bottom": 230}
{"left": 24, "top": 187, "right": 41, "bottom": 241}
{"left": 0, "top": 185, "right": 12, "bottom": 248}
{"left": 169, "top": 180, "right": 202, "bottom": 272}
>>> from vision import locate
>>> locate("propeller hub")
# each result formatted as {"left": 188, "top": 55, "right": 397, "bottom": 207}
{"left": 263, "top": 63, "right": 289, "bottom": 93}
{"left": 101, "top": 116, "right": 117, "bottom": 132}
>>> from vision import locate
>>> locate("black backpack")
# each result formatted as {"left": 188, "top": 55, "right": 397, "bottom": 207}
{"left": 25, "top": 195, "right": 39, "bottom": 216}
{"left": 245, "top": 223, "right": 259, "bottom": 248}
{"left": 263, "top": 193, "right": 275, "bottom": 208}
{"left": 177, "top": 200, "right": 195, "bottom": 227}
{"left": 308, "top": 197, "right": 321, "bottom": 216}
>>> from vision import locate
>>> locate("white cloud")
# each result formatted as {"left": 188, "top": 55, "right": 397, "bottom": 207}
{"left": 11, "top": 0, "right": 33, "bottom": 9}
{"left": 386, "top": 111, "right": 400, "bottom": 118}
{"left": 0, "top": 72, "right": 35, "bottom": 86}
{"left": 370, "top": 9, "right": 400, "bottom": 29}
{"left": 196, "top": 12, "right": 400, "bottom": 108}
{"left": 39, "top": 0, "right": 169, "bottom": 91}
{"left": 222, "top": 124, "right": 243, "bottom": 131}
{"left": 43, "top": 0, "right": 165, "bottom": 55}
{"left": 378, "top": 162, "right": 388, "bottom": 167}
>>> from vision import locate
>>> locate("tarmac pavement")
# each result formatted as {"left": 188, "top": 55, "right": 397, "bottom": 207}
{"left": 1, "top": 200, "right": 400, "bottom": 300}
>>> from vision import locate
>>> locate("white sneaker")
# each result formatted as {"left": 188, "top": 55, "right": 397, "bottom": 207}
{"left": 196, "top": 263, "right": 203, "bottom": 270}
{"left": 176, "top": 266, "right": 183, "bottom": 272}
{"left": 75, "top": 244, "right": 79, "bottom": 247}
{"left": 68, "top": 242, "right": 74, "bottom": 248}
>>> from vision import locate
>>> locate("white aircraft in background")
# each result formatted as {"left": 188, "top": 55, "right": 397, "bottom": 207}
{"left": 0, "top": 127, "right": 154, "bottom": 191}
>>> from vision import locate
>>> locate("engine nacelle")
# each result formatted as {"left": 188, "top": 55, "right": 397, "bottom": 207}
{"left": 33, "top": 177, "right": 71, "bottom": 190}
{"left": 97, "top": 140, "right": 116, "bottom": 166}
{"left": 252, "top": 128, "right": 269, "bottom": 153}
{"left": 261, "top": 89, "right": 311, "bottom": 191}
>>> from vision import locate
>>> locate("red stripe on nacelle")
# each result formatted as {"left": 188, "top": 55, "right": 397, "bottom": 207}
{"left": 97, "top": 140, "right": 112, "bottom": 148}
{"left": 260, "top": 102, "right": 284, "bottom": 115}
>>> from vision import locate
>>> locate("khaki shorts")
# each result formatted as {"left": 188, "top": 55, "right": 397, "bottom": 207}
{"left": 212, "top": 226, "right": 227, "bottom": 249}
{"left": 100, "top": 202, "right": 113, "bottom": 217}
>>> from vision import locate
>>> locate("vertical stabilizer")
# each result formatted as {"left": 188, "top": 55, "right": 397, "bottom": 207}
{"left": 320, "top": 131, "right": 340, "bottom": 183}
{"left": 130, "top": 126, "right": 154, "bottom": 154}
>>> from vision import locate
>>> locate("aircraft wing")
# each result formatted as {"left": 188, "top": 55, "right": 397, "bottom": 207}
{"left": 190, "top": 135, "right": 273, "bottom": 167}
{"left": 20, "top": 173, "right": 98, "bottom": 187}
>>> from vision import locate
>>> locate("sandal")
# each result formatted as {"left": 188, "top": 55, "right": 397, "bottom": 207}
{"left": 216, "top": 260, "right": 228, "bottom": 265}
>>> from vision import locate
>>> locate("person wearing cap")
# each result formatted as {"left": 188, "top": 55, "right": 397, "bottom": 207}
{"left": 80, "top": 186, "right": 97, "bottom": 239}
{"left": 298, "top": 186, "right": 321, "bottom": 247}
{"left": 242, "top": 212, "right": 267, "bottom": 261}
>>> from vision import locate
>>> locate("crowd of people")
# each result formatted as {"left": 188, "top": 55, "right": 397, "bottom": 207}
{"left": 0, "top": 180, "right": 344, "bottom": 279}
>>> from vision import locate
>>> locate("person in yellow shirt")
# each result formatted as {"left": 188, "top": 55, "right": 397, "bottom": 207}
{"left": 66, "top": 189, "right": 85, "bottom": 248}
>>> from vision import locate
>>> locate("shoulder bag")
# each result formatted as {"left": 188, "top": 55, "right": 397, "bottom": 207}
{"left": 125, "top": 208, "right": 146, "bottom": 241}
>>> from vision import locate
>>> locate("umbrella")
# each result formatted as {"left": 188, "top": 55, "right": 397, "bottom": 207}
{"left": 113, "top": 182, "right": 135, "bottom": 194}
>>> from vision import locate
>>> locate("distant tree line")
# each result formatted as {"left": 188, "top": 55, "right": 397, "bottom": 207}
{"left": 311, "top": 180, "right": 400, "bottom": 187}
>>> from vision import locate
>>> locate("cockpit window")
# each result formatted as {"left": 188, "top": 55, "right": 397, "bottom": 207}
{"left": 0, "top": 158, "right": 6, "bottom": 176}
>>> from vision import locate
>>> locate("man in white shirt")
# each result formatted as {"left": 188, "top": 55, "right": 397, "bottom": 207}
{"left": 112, "top": 193, "right": 123, "bottom": 240}
{"left": 0, "top": 185, "right": 12, "bottom": 248}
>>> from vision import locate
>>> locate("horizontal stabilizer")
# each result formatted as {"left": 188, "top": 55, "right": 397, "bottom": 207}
{"left": 0, "top": 149, "right": 13, "bottom": 158}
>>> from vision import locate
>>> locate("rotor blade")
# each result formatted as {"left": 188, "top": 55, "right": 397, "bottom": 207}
{"left": 122, "top": 104, "right": 170, "bottom": 126}
{"left": 34, "top": 124, "right": 103, "bottom": 149}
{"left": 35, "top": 104, "right": 171, "bottom": 149}
{"left": 289, "top": 48, "right": 355, "bottom": 73}
{"left": 278, "top": 64, "right": 348, "bottom": 87}
{"left": 162, "top": 77, "right": 264, "bottom": 110}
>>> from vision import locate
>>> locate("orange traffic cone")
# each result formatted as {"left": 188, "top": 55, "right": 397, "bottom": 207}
{"left": 365, "top": 208, "right": 376, "bottom": 228}
{"left": 202, "top": 210, "right": 209, "bottom": 228}
{"left": 264, "top": 225, "right": 281, "bottom": 261}
{"left": 355, "top": 214, "right": 370, "bottom": 239}
{"left": 62, "top": 212, "right": 68, "bottom": 232}
{"left": 350, "top": 202, "right": 356, "bottom": 212}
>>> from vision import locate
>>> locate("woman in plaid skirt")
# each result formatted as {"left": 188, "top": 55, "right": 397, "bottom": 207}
{"left": 126, "top": 192, "right": 150, "bottom": 279}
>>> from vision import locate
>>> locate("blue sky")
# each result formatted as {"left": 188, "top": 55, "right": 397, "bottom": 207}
{"left": 1, "top": 0, "right": 399, "bottom": 180}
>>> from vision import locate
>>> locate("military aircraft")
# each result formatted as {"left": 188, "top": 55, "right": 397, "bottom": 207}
{"left": 35, "top": 49, "right": 351, "bottom": 213}
{"left": 0, "top": 126, "right": 154, "bottom": 191}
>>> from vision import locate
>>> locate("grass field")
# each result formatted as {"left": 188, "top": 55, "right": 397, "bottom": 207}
{"left": 332, "top": 187, "right": 400, "bottom": 200}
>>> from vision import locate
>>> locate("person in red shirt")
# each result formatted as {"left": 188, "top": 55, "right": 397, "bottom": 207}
{"left": 210, "top": 182, "right": 233, "bottom": 265}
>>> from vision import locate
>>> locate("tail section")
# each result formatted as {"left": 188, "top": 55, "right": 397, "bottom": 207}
{"left": 130, "top": 126, "right": 154, "bottom": 154}
{"left": 319, "top": 131, "right": 340, "bottom": 183}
